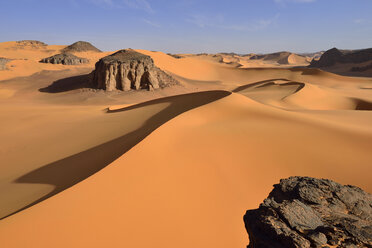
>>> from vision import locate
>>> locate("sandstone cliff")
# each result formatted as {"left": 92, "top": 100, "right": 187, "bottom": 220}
{"left": 91, "top": 49, "right": 179, "bottom": 91}
{"left": 244, "top": 176, "right": 372, "bottom": 248}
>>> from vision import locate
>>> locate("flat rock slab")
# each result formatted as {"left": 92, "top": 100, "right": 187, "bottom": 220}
{"left": 40, "top": 53, "right": 89, "bottom": 65}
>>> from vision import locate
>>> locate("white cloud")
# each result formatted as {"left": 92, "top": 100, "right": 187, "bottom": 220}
{"left": 143, "top": 19, "right": 161, "bottom": 28}
{"left": 274, "top": 0, "right": 316, "bottom": 3}
{"left": 86, "top": 0, "right": 154, "bottom": 13}
{"left": 123, "top": 0, "right": 154, "bottom": 13}
{"left": 187, "top": 14, "right": 279, "bottom": 32}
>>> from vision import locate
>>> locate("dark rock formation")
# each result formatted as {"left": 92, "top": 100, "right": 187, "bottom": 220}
{"left": 167, "top": 53, "right": 182, "bottom": 59}
{"left": 62, "top": 41, "right": 101, "bottom": 53}
{"left": 310, "top": 47, "right": 372, "bottom": 68}
{"left": 0, "top": 57, "right": 11, "bottom": 70}
{"left": 15, "top": 40, "right": 47, "bottom": 48}
{"left": 40, "top": 53, "right": 89, "bottom": 65}
{"left": 351, "top": 62, "right": 372, "bottom": 72}
{"left": 244, "top": 176, "right": 372, "bottom": 248}
{"left": 91, "top": 49, "right": 179, "bottom": 91}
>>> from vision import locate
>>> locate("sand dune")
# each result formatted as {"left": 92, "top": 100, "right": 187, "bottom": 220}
{"left": 0, "top": 41, "right": 372, "bottom": 248}
{"left": 0, "top": 41, "right": 109, "bottom": 80}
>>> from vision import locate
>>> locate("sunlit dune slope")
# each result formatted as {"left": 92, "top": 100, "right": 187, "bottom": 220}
{"left": 0, "top": 92, "right": 371, "bottom": 248}
{"left": 0, "top": 44, "right": 372, "bottom": 248}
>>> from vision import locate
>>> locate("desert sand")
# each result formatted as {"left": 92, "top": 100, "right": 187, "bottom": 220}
{"left": 0, "top": 41, "right": 371, "bottom": 247}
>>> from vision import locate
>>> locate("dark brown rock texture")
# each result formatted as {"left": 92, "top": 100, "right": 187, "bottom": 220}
{"left": 91, "top": 49, "right": 179, "bottom": 91}
{"left": 310, "top": 47, "right": 372, "bottom": 68}
{"left": 40, "top": 53, "right": 89, "bottom": 65}
{"left": 62, "top": 41, "right": 101, "bottom": 53}
{"left": 244, "top": 176, "right": 372, "bottom": 248}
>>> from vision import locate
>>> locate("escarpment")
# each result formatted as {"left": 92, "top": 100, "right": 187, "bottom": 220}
{"left": 91, "top": 49, "right": 179, "bottom": 91}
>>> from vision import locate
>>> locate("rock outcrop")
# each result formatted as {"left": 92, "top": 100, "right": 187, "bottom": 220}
{"left": 91, "top": 49, "right": 179, "bottom": 91}
{"left": 40, "top": 53, "right": 89, "bottom": 65}
{"left": 15, "top": 40, "right": 47, "bottom": 48}
{"left": 310, "top": 47, "right": 372, "bottom": 68}
{"left": 0, "top": 57, "right": 11, "bottom": 70}
{"left": 244, "top": 176, "right": 372, "bottom": 248}
{"left": 62, "top": 41, "right": 101, "bottom": 53}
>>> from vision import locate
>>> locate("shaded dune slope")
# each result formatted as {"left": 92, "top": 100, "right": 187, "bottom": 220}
{"left": 1, "top": 90, "right": 230, "bottom": 220}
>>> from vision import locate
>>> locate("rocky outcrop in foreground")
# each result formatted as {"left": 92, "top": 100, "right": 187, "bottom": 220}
{"left": 62, "top": 41, "right": 101, "bottom": 53}
{"left": 91, "top": 49, "right": 179, "bottom": 91}
{"left": 0, "top": 57, "right": 11, "bottom": 70}
{"left": 40, "top": 53, "right": 89, "bottom": 65}
{"left": 244, "top": 176, "right": 372, "bottom": 248}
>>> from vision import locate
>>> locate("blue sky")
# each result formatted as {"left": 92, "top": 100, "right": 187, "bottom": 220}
{"left": 0, "top": 0, "right": 371, "bottom": 53}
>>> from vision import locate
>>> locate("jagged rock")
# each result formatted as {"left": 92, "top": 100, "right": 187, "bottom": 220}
{"left": 310, "top": 47, "right": 372, "bottom": 68}
{"left": 62, "top": 41, "right": 101, "bottom": 53}
{"left": 0, "top": 57, "right": 11, "bottom": 70}
{"left": 244, "top": 176, "right": 372, "bottom": 248}
{"left": 40, "top": 53, "right": 89, "bottom": 65}
{"left": 91, "top": 49, "right": 179, "bottom": 91}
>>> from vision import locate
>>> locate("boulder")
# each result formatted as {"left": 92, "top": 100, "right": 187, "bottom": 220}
{"left": 40, "top": 53, "right": 89, "bottom": 65}
{"left": 244, "top": 176, "right": 372, "bottom": 248}
{"left": 91, "top": 49, "right": 179, "bottom": 91}
{"left": 62, "top": 41, "right": 101, "bottom": 53}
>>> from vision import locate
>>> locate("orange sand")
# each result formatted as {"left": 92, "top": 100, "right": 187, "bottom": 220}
{"left": 0, "top": 42, "right": 371, "bottom": 248}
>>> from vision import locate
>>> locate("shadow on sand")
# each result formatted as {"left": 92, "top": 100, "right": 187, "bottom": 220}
{"left": 2, "top": 90, "right": 231, "bottom": 220}
{"left": 354, "top": 98, "right": 372, "bottom": 111}
{"left": 232, "top": 79, "right": 291, "bottom": 92}
{"left": 39, "top": 74, "right": 92, "bottom": 93}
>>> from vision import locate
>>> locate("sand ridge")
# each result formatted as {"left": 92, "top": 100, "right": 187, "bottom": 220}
{"left": 0, "top": 41, "right": 372, "bottom": 248}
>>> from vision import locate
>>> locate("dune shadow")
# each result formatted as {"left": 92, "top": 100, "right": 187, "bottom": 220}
{"left": 232, "top": 79, "right": 291, "bottom": 93}
{"left": 256, "top": 81, "right": 305, "bottom": 94}
{"left": 2, "top": 90, "right": 231, "bottom": 220}
{"left": 289, "top": 67, "right": 325, "bottom": 76}
{"left": 354, "top": 98, "right": 372, "bottom": 111}
{"left": 39, "top": 74, "right": 92, "bottom": 93}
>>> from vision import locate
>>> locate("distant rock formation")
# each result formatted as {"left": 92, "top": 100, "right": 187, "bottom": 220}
{"left": 351, "top": 62, "right": 372, "bottom": 72}
{"left": 310, "top": 47, "right": 372, "bottom": 68}
{"left": 244, "top": 176, "right": 372, "bottom": 248}
{"left": 62, "top": 41, "right": 101, "bottom": 53}
{"left": 91, "top": 49, "right": 179, "bottom": 91}
{"left": 40, "top": 53, "right": 89, "bottom": 65}
{"left": 249, "top": 51, "right": 308, "bottom": 65}
{"left": 15, "top": 40, "right": 47, "bottom": 48}
{"left": 0, "top": 57, "right": 11, "bottom": 70}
